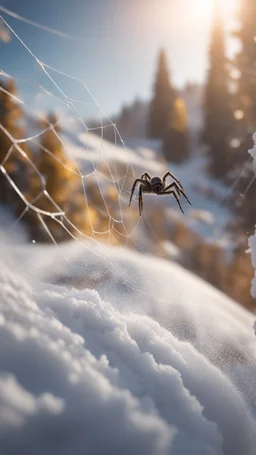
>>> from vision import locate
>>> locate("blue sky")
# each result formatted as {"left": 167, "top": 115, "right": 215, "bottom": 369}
{"left": 0, "top": 0, "right": 239, "bottom": 118}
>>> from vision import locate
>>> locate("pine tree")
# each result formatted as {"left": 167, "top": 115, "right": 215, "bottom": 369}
{"left": 233, "top": 0, "right": 256, "bottom": 134}
{"left": 148, "top": 48, "right": 176, "bottom": 139}
{"left": 0, "top": 78, "right": 29, "bottom": 212}
{"left": 163, "top": 97, "right": 189, "bottom": 163}
{"left": 229, "top": 0, "right": 256, "bottom": 241}
{"left": 203, "top": 8, "right": 233, "bottom": 179}
{"left": 119, "top": 104, "right": 133, "bottom": 137}
{"left": 30, "top": 114, "right": 90, "bottom": 242}
{"left": 226, "top": 248, "right": 254, "bottom": 310}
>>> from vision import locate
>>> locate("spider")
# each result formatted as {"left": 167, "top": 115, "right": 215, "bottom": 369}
{"left": 129, "top": 171, "right": 191, "bottom": 216}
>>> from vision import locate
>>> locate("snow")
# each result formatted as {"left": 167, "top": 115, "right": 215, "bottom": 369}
{"left": 248, "top": 133, "right": 256, "bottom": 335}
{"left": 189, "top": 208, "right": 215, "bottom": 225}
{"left": 248, "top": 132, "right": 256, "bottom": 176}
{"left": 244, "top": 132, "right": 256, "bottom": 421}
{"left": 16, "top": 239, "right": 256, "bottom": 373}
{"left": 0, "top": 254, "right": 172, "bottom": 455}
{"left": 161, "top": 240, "right": 181, "bottom": 258}
{"left": 95, "top": 133, "right": 232, "bottom": 249}
{"left": 0, "top": 239, "right": 256, "bottom": 455}
{"left": 1, "top": 205, "right": 256, "bottom": 454}
{"left": 248, "top": 134, "right": 256, "bottom": 298}
{"left": 164, "top": 155, "right": 231, "bottom": 245}
{"left": 62, "top": 130, "right": 165, "bottom": 175}
{"left": 249, "top": 232, "right": 256, "bottom": 299}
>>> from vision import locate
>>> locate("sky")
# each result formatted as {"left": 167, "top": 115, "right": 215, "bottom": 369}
{"left": 0, "top": 0, "right": 240, "bottom": 119}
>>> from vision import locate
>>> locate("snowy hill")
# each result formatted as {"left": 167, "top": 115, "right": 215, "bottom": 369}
{"left": 0, "top": 111, "right": 255, "bottom": 455}
{"left": 14, "top": 237, "right": 256, "bottom": 370}
{"left": 0, "top": 235, "right": 256, "bottom": 455}
{"left": 62, "top": 128, "right": 165, "bottom": 175}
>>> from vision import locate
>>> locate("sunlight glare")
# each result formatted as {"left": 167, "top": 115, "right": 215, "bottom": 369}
{"left": 193, "top": 0, "right": 238, "bottom": 26}
{"left": 194, "top": 0, "right": 213, "bottom": 17}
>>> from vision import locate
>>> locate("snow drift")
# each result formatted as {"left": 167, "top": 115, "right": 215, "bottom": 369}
{"left": 16, "top": 239, "right": 256, "bottom": 375}
{"left": 0, "top": 245, "right": 255, "bottom": 454}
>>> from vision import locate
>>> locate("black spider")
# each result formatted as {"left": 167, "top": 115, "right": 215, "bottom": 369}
{"left": 129, "top": 172, "right": 191, "bottom": 216}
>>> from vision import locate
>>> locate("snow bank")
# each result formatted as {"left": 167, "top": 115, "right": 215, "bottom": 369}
{"left": 248, "top": 133, "right": 256, "bottom": 336}
{"left": 20, "top": 239, "right": 256, "bottom": 372}
{"left": 249, "top": 231, "right": 256, "bottom": 301}
{"left": 0, "top": 250, "right": 255, "bottom": 454}
{"left": 248, "top": 132, "right": 256, "bottom": 176}
{"left": 248, "top": 134, "right": 256, "bottom": 300}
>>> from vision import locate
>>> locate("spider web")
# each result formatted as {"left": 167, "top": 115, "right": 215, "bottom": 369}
{"left": 0, "top": 7, "right": 255, "bottom": 310}
{"left": 0, "top": 8, "right": 174, "bottom": 307}
{"left": 0, "top": 12, "right": 137, "bottom": 237}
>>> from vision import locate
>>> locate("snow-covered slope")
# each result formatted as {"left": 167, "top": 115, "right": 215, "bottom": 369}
{"left": 0, "top": 244, "right": 256, "bottom": 455}
{"left": 62, "top": 128, "right": 165, "bottom": 175}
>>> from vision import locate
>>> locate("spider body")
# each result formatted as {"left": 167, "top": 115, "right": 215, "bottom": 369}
{"left": 150, "top": 177, "right": 164, "bottom": 194}
{"left": 129, "top": 171, "right": 191, "bottom": 216}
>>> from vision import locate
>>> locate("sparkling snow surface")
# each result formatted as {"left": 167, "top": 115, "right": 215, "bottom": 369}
{"left": 0, "top": 232, "right": 256, "bottom": 455}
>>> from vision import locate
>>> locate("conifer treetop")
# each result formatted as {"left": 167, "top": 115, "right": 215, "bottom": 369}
{"left": 148, "top": 48, "right": 176, "bottom": 139}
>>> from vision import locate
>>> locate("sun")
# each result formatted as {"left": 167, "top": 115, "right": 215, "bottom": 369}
{"left": 193, "top": 0, "right": 238, "bottom": 25}
{"left": 194, "top": 0, "right": 214, "bottom": 16}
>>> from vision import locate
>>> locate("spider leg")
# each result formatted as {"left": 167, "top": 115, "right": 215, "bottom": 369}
{"left": 141, "top": 172, "right": 151, "bottom": 181}
{"left": 159, "top": 189, "right": 184, "bottom": 214}
{"left": 164, "top": 182, "right": 181, "bottom": 194}
{"left": 138, "top": 184, "right": 143, "bottom": 216}
{"left": 163, "top": 182, "right": 191, "bottom": 205}
{"left": 180, "top": 189, "right": 191, "bottom": 206}
{"left": 163, "top": 171, "right": 184, "bottom": 191}
{"left": 129, "top": 179, "right": 148, "bottom": 207}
